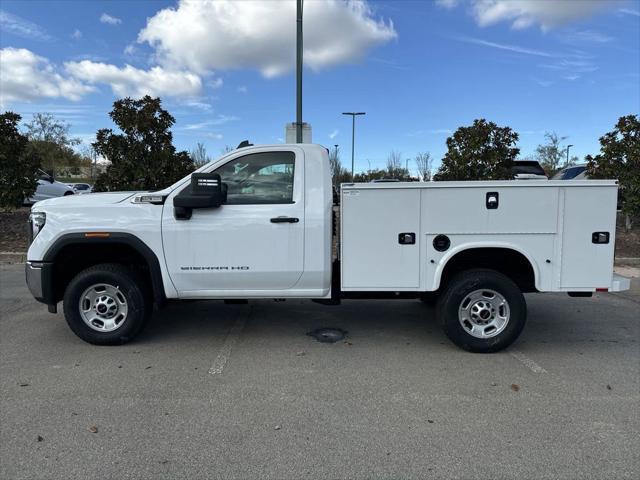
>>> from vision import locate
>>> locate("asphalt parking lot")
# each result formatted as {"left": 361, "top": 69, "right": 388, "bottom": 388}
{"left": 1, "top": 263, "right": 638, "bottom": 480}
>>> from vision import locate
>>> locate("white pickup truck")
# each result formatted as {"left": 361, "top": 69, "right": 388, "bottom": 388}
{"left": 26, "top": 143, "right": 630, "bottom": 352}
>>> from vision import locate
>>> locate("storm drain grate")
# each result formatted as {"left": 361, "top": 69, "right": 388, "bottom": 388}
{"left": 307, "top": 328, "right": 348, "bottom": 343}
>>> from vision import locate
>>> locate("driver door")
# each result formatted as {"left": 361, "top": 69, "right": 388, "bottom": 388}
{"left": 162, "top": 147, "right": 305, "bottom": 295}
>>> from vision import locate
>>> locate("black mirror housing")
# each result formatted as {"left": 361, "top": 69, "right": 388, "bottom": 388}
{"left": 173, "top": 173, "right": 227, "bottom": 219}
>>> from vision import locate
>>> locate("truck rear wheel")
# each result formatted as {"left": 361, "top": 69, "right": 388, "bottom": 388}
{"left": 436, "top": 269, "right": 526, "bottom": 353}
{"left": 63, "top": 263, "right": 150, "bottom": 345}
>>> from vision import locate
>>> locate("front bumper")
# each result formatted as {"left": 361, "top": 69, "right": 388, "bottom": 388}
{"left": 25, "top": 261, "right": 57, "bottom": 312}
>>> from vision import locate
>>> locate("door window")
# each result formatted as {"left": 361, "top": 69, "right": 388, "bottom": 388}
{"left": 213, "top": 151, "right": 295, "bottom": 204}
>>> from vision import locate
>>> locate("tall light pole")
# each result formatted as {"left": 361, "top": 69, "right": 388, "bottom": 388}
{"left": 566, "top": 144, "right": 574, "bottom": 166}
{"left": 342, "top": 112, "right": 366, "bottom": 179}
{"left": 296, "top": 0, "right": 303, "bottom": 143}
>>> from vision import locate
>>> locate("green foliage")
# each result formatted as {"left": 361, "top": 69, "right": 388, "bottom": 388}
{"left": 93, "top": 96, "right": 195, "bottom": 192}
{"left": 0, "top": 112, "right": 41, "bottom": 208}
{"left": 328, "top": 146, "right": 351, "bottom": 186}
{"left": 25, "top": 113, "right": 81, "bottom": 177}
{"left": 534, "top": 132, "right": 578, "bottom": 176}
{"left": 435, "top": 119, "right": 519, "bottom": 181}
{"left": 353, "top": 169, "right": 388, "bottom": 182}
{"left": 27, "top": 140, "right": 87, "bottom": 177}
{"left": 586, "top": 114, "right": 640, "bottom": 221}
{"left": 352, "top": 168, "right": 416, "bottom": 182}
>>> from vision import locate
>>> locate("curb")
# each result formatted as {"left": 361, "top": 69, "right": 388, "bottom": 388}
{"left": 0, "top": 252, "right": 26, "bottom": 264}
{"left": 615, "top": 257, "right": 640, "bottom": 267}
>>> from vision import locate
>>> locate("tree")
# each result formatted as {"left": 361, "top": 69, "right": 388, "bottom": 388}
{"left": 190, "top": 142, "right": 211, "bottom": 168}
{"left": 435, "top": 119, "right": 519, "bottom": 181}
{"left": 0, "top": 112, "right": 41, "bottom": 208}
{"left": 586, "top": 114, "right": 639, "bottom": 230}
{"left": 25, "top": 113, "right": 81, "bottom": 177}
{"left": 415, "top": 152, "right": 432, "bottom": 181}
{"left": 328, "top": 145, "right": 350, "bottom": 186}
{"left": 353, "top": 169, "right": 388, "bottom": 182}
{"left": 382, "top": 150, "right": 412, "bottom": 180}
{"left": 535, "top": 132, "right": 577, "bottom": 176}
{"left": 93, "top": 96, "right": 195, "bottom": 192}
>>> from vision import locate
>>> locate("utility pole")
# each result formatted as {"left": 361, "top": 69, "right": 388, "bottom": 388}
{"left": 566, "top": 144, "right": 573, "bottom": 166}
{"left": 342, "top": 112, "right": 366, "bottom": 180}
{"left": 296, "top": 0, "right": 303, "bottom": 143}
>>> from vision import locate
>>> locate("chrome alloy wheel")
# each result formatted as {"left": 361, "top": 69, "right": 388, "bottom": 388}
{"left": 458, "top": 289, "right": 510, "bottom": 339}
{"left": 79, "top": 283, "right": 128, "bottom": 332}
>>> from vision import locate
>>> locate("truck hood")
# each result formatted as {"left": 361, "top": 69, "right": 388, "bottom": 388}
{"left": 33, "top": 191, "right": 138, "bottom": 209}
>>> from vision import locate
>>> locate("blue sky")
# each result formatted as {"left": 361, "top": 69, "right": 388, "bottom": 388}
{"left": 1, "top": 0, "right": 638, "bottom": 174}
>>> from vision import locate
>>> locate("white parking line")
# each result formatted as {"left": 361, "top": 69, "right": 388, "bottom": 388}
{"left": 509, "top": 349, "right": 547, "bottom": 374}
{"left": 209, "top": 306, "right": 251, "bottom": 375}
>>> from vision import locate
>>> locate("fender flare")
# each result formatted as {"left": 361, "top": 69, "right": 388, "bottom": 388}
{"left": 43, "top": 232, "right": 166, "bottom": 305}
{"left": 433, "top": 242, "right": 541, "bottom": 291}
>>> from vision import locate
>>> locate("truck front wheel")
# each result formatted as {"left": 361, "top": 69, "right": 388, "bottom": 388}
{"left": 63, "top": 263, "right": 150, "bottom": 345}
{"left": 436, "top": 269, "right": 526, "bottom": 353}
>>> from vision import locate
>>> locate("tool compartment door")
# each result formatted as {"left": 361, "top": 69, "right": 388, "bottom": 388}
{"left": 341, "top": 187, "right": 421, "bottom": 290}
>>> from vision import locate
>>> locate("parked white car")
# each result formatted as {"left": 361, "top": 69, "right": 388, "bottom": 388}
{"left": 26, "top": 170, "right": 75, "bottom": 204}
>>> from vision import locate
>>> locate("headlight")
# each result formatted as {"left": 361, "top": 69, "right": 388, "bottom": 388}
{"left": 29, "top": 212, "right": 46, "bottom": 242}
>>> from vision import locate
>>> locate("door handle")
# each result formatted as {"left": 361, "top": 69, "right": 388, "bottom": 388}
{"left": 270, "top": 216, "right": 299, "bottom": 223}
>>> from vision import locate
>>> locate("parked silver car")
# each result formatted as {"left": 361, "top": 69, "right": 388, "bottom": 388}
{"left": 68, "top": 183, "right": 93, "bottom": 194}
{"left": 26, "top": 170, "right": 75, "bottom": 204}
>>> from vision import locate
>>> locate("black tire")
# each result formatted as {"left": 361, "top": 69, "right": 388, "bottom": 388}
{"left": 436, "top": 269, "right": 526, "bottom": 353}
{"left": 64, "top": 191, "right": 74, "bottom": 196}
{"left": 63, "top": 263, "right": 150, "bottom": 345}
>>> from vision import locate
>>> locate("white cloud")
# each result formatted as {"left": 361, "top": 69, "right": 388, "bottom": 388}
{"left": 439, "top": 0, "right": 613, "bottom": 30}
{"left": 0, "top": 48, "right": 94, "bottom": 106}
{"left": 72, "top": 29, "right": 82, "bottom": 40}
{"left": 208, "top": 78, "right": 223, "bottom": 89}
{"left": 182, "top": 115, "right": 238, "bottom": 130}
{"left": 328, "top": 129, "right": 339, "bottom": 139}
{"left": 619, "top": 8, "right": 640, "bottom": 17}
{"left": 138, "top": 0, "right": 396, "bottom": 77}
{"left": 0, "top": 10, "right": 50, "bottom": 40}
{"left": 436, "top": 0, "right": 460, "bottom": 7}
{"left": 100, "top": 13, "right": 122, "bottom": 25}
{"left": 64, "top": 60, "right": 203, "bottom": 98}
{"left": 559, "top": 29, "right": 613, "bottom": 45}
{"left": 123, "top": 44, "right": 136, "bottom": 56}
{"left": 456, "top": 37, "right": 553, "bottom": 57}
{"left": 237, "top": 86, "right": 248, "bottom": 94}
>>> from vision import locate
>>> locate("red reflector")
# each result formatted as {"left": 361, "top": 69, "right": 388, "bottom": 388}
{"left": 596, "top": 288, "right": 608, "bottom": 292}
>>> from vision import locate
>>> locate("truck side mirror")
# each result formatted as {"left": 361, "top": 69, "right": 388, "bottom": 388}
{"left": 173, "top": 173, "right": 227, "bottom": 220}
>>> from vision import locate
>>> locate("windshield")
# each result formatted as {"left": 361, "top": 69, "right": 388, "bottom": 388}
{"left": 552, "top": 166, "right": 586, "bottom": 180}
{"left": 513, "top": 161, "right": 546, "bottom": 176}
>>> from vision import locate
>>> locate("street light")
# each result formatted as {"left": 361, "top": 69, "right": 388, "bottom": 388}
{"left": 342, "top": 112, "right": 366, "bottom": 179}
{"left": 566, "top": 144, "right": 574, "bottom": 166}
{"left": 295, "top": 0, "right": 303, "bottom": 143}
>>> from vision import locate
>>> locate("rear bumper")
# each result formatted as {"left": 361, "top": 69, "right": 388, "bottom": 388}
{"left": 25, "top": 261, "right": 56, "bottom": 310}
{"left": 610, "top": 273, "right": 631, "bottom": 292}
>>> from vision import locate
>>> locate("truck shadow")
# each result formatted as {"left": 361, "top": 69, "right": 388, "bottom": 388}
{"left": 138, "top": 293, "right": 637, "bottom": 353}
{"left": 139, "top": 299, "right": 444, "bottom": 347}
